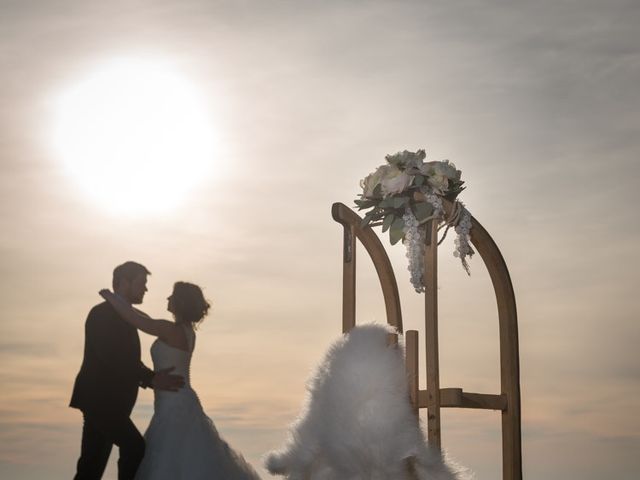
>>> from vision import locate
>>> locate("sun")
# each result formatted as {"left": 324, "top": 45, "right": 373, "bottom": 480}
{"left": 50, "top": 57, "right": 217, "bottom": 215}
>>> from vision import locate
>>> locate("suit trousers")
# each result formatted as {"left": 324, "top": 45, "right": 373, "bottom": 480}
{"left": 73, "top": 413, "right": 145, "bottom": 480}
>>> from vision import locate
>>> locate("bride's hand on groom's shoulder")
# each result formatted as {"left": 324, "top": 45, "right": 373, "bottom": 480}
{"left": 152, "top": 366, "right": 185, "bottom": 392}
{"left": 98, "top": 289, "right": 112, "bottom": 299}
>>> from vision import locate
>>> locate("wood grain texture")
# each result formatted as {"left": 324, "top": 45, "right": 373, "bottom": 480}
{"left": 424, "top": 219, "right": 441, "bottom": 449}
{"left": 442, "top": 199, "right": 522, "bottom": 480}
{"left": 332, "top": 203, "right": 403, "bottom": 333}
{"left": 406, "top": 330, "right": 419, "bottom": 415}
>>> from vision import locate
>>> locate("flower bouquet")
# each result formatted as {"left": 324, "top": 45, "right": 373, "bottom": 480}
{"left": 355, "top": 149, "right": 474, "bottom": 292}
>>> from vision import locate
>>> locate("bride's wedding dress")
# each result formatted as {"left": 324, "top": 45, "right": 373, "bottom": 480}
{"left": 135, "top": 326, "right": 261, "bottom": 480}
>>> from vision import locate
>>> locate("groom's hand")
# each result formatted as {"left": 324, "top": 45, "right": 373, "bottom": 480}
{"left": 152, "top": 367, "right": 185, "bottom": 391}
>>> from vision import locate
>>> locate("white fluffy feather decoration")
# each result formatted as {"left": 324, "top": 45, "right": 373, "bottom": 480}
{"left": 264, "top": 324, "right": 471, "bottom": 480}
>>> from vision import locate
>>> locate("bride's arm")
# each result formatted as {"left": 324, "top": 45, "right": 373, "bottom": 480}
{"left": 98, "top": 289, "right": 181, "bottom": 343}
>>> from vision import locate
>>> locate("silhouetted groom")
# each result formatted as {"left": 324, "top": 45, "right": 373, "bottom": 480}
{"left": 70, "top": 261, "right": 183, "bottom": 479}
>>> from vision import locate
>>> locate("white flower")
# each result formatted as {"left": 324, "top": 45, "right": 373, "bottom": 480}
{"left": 424, "top": 192, "right": 444, "bottom": 218}
{"left": 419, "top": 160, "right": 458, "bottom": 177}
{"left": 426, "top": 174, "right": 449, "bottom": 194}
{"left": 436, "top": 160, "right": 460, "bottom": 180}
{"left": 360, "top": 165, "right": 390, "bottom": 198}
{"left": 453, "top": 208, "right": 474, "bottom": 274}
{"left": 380, "top": 166, "right": 412, "bottom": 197}
{"left": 386, "top": 149, "right": 426, "bottom": 170}
{"left": 419, "top": 160, "right": 460, "bottom": 194}
{"left": 402, "top": 210, "right": 426, "bottom": 293}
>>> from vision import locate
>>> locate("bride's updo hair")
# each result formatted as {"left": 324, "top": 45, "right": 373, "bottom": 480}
{"left": 171, "top": 281, "right": 211, "bottom": 329}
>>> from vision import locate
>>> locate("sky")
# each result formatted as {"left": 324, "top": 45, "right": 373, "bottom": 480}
{"left": 1, "top": 0, "right": 639, "bottom": 479}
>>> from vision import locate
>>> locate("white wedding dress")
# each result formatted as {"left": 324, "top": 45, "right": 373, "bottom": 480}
{"left": 135, "top": 326, "right": 261, "bottom": 480}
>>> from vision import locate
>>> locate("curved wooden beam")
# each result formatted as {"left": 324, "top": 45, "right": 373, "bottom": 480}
{"left": 332, "top": 202, "right": 403, "bottom": 333}
{"left": 332, "top": 200, "right": 521, "bottom": 480}
{"left": 442, "top": 200, "right": 522, "bottom": 480}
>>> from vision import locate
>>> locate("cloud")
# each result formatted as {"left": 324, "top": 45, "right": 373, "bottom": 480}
{"left": 1, "top": 1, "right": 639, "bottom": 479}
{"left": 0, "top": 342, "right": 58, "bottom": 357}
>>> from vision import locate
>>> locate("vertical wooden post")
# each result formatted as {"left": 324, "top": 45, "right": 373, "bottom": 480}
{"left": 424, "top": 219, "right": 441, "bottom": 449}
{"left": 406, "top": 330, "right": 419, "bottom": 415}
{"left": 342, "top": 225, "right": 356, "bottom": 333}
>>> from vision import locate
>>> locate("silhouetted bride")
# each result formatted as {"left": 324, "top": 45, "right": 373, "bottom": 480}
{"left": 100, "top": 282, "right": 261, "bottom": 480}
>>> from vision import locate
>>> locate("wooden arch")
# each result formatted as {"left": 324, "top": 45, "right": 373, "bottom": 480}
{"left": 331, "top": 201, "right": 522, "bottom": 480}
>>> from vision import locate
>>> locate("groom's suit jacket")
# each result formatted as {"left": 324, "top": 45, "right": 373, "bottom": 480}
{"left": 70, "top": 301, "right": 155, "bottom": 419}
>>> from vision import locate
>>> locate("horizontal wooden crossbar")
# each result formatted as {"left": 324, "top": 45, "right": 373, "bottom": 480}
{"left": 418, "top": 388, "right": 507, "bottom": 411}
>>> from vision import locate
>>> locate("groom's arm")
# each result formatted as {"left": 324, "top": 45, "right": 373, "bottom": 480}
{"left": 138, "top": 362, "right": 154, "bottom": 389}
{"left": 86, "top": 306, "right": 183, "bottom": 391}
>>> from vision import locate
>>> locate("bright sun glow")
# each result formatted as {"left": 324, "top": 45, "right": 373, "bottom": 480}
{"left": 50, "top": 57, "right": 216, "bottom": 215}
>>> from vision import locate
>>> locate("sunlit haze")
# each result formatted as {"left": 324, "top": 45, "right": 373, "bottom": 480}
{"left": 1, "top": 1, "right": 639, "bottom": 479}
{"left": 50, "top": 57, "right": 216, "bottom": 215}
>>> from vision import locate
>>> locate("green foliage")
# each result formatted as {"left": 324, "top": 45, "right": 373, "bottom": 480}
{"left": 389, "top": 217, "right": 405, "bottom": 245}
{"left": 392, "top": 196, "right": 408, "bottom": 208}
{"left": 412, "top": 201, "right": 433, "bottom": 223}
{"left": 382, "top": 213, "right": 395, "bottom": 232}
{"left": 354, "top": 198, "right": 377, "bottom": 209}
